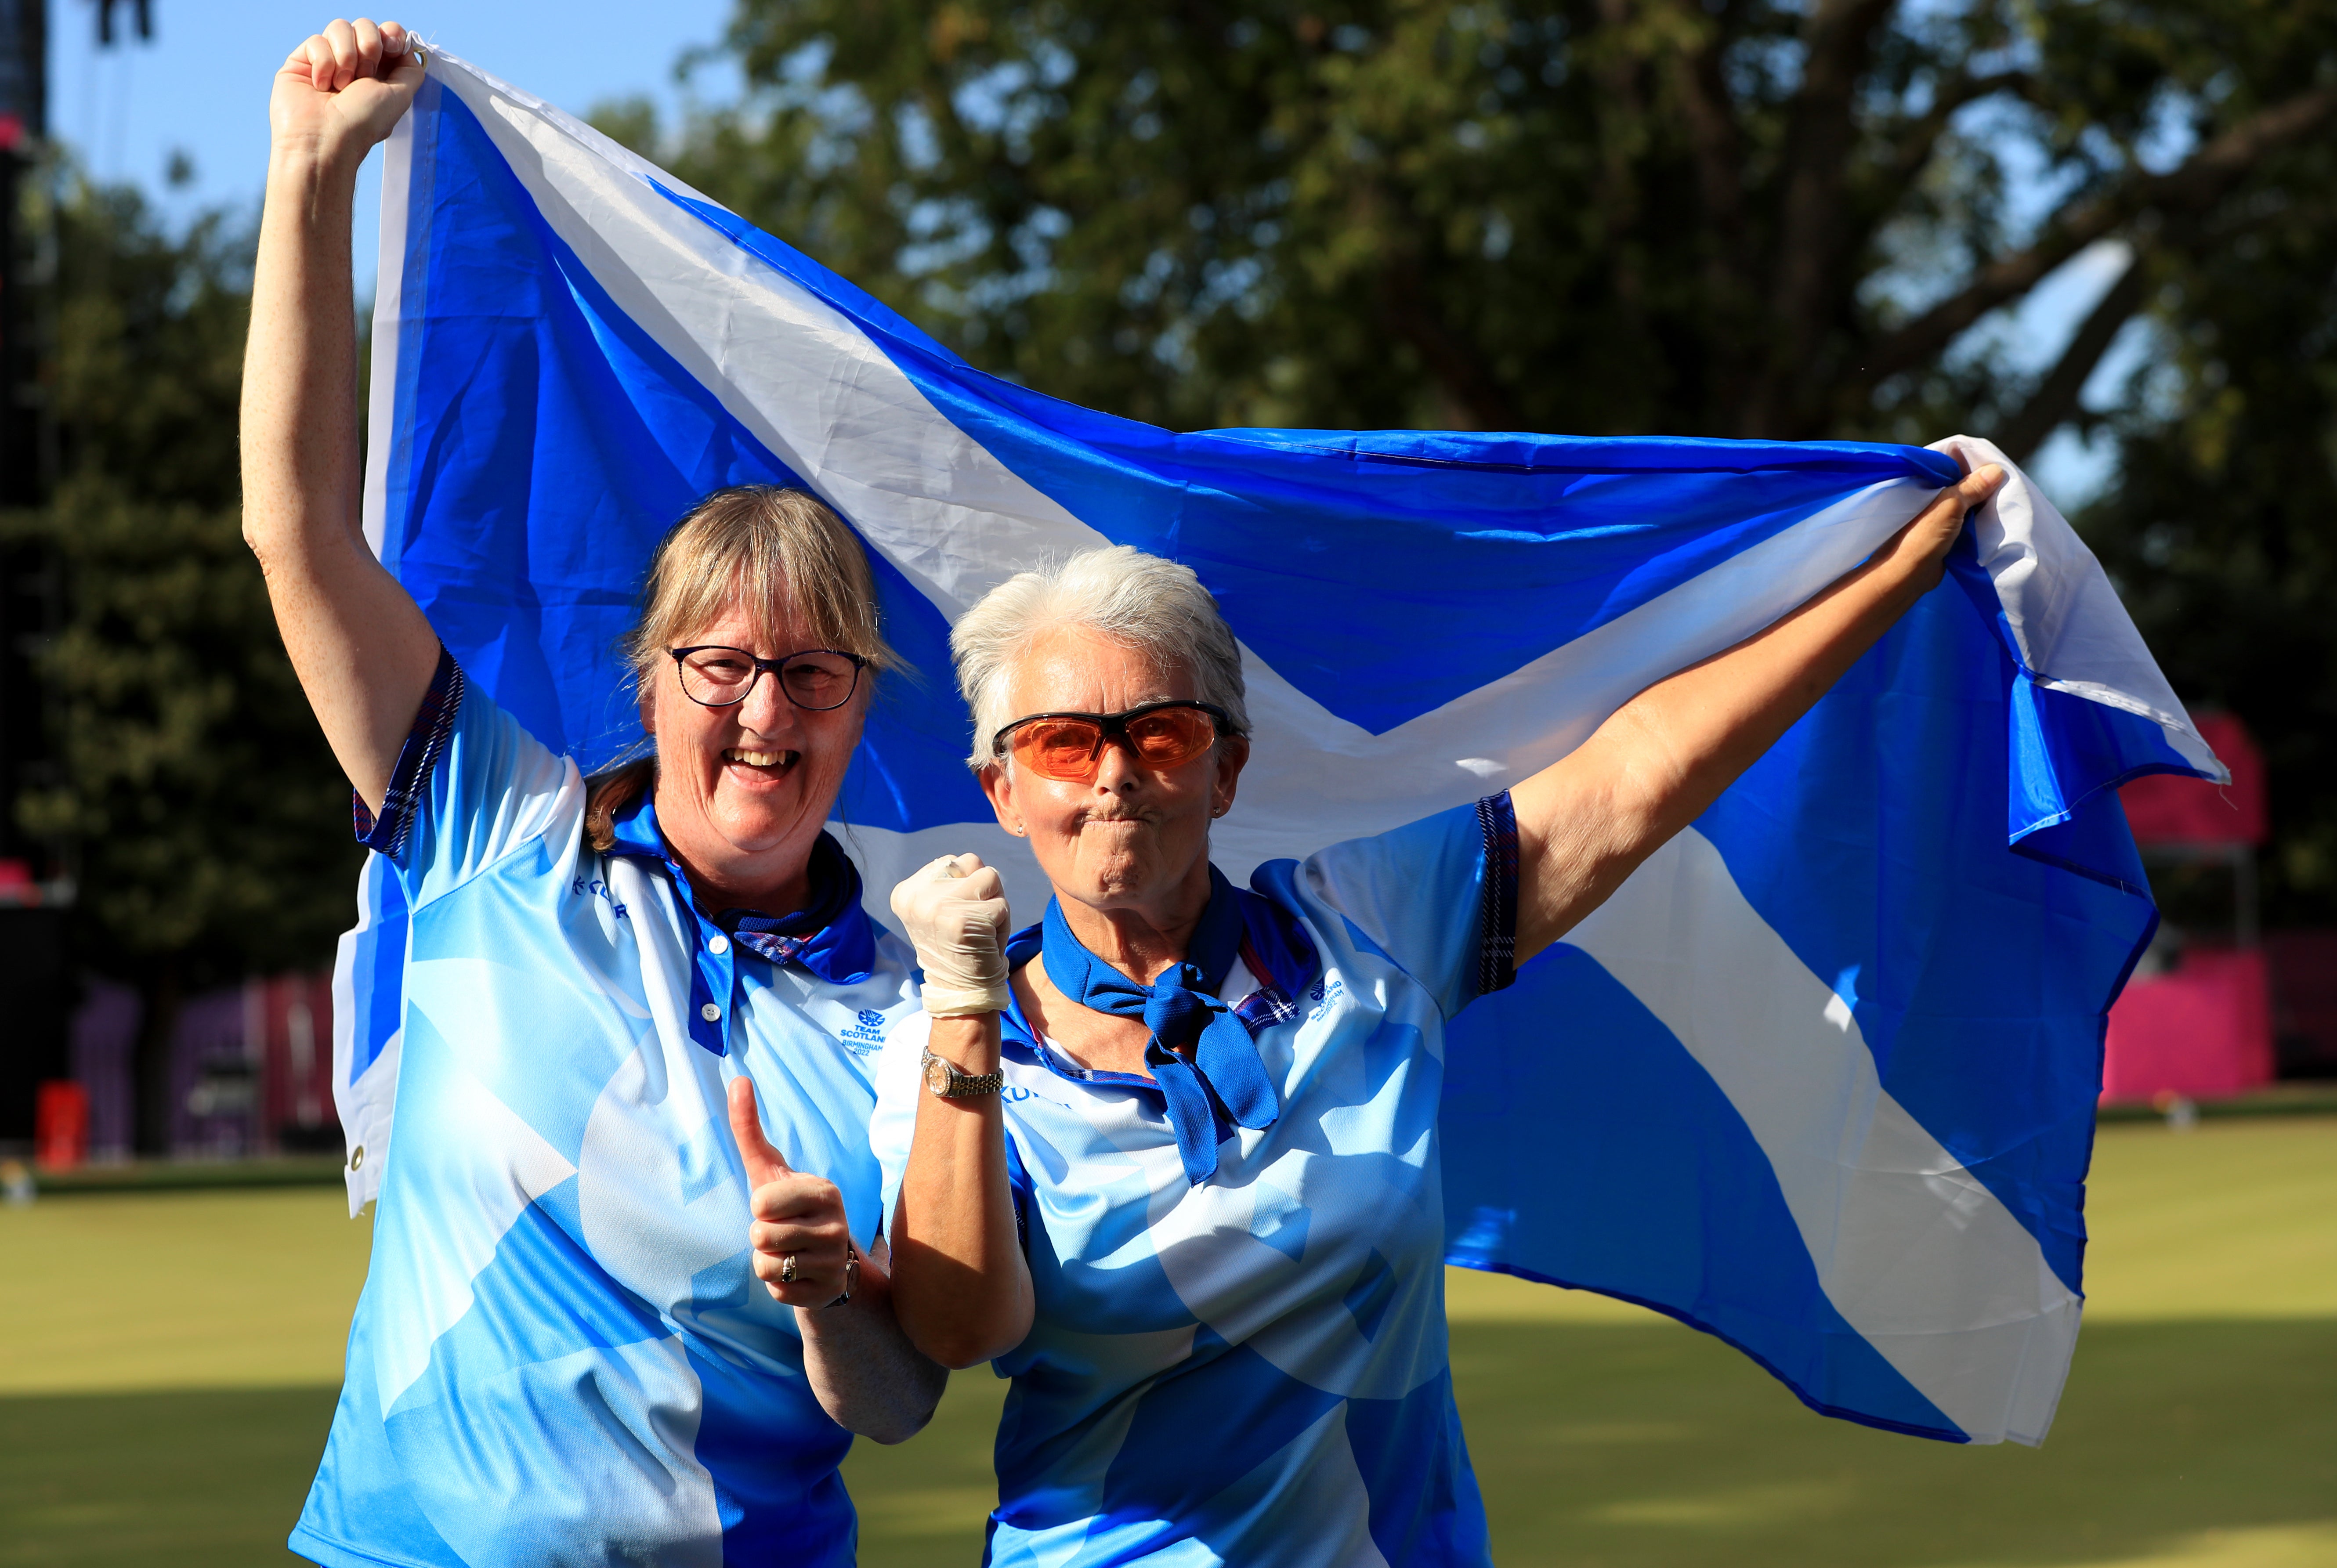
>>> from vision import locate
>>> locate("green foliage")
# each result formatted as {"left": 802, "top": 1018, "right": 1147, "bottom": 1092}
{"left": 607, "top": 0, "right": 2337, "bottom": 442}
{"left": 43, "top": 184, "right": 249, "bottom": 508}
{"left": 0, "top": 176, "right": 355, "bottom": 985}
{"left": 2080, "top": 146, "right": 2337, "bottom": 925}
{"left": 7, "top": 482, "right": 354, "bottom": 978}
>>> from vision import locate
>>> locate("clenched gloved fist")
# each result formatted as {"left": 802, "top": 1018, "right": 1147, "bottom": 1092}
{"left": 890, "top": 854, "right": 1011, "bottom": 1017}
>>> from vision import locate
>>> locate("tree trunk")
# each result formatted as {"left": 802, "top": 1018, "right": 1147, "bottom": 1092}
{"left": 132, "top": 959, "right": 182, "bottom": 1158}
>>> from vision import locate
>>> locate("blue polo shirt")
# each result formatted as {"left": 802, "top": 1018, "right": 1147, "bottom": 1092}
{"left": 871, "top": 797, "right": 1519, "bottom": 1568}
{"left": 293, "top": 653, "right": 919, "bottom": 1568}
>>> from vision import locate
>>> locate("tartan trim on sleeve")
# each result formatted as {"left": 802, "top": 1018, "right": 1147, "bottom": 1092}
{"left": 1229, "top": 885, "right": 1321, "bottom": 1035}
{"left": 1474, "top": 790, "right": 1520, "bottom": 997}
{"left": 353, "top": 647, "right": 465, "bottom": 860}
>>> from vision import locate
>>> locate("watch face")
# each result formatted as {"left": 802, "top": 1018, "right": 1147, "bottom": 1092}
{"left": 924, "top": 1055, "right": 954, "bottom": 1095}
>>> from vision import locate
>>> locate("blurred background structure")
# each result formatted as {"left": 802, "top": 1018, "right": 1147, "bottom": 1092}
{"left": 0, "top": 1, "right": 2331, "bottom": 1149}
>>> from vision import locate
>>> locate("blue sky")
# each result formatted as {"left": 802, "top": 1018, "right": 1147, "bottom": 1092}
{"left": 52, "top": 0, "right": 740, "bottom": 289}
{"left": 50, "top": 1, "right": 2132, "bottom": 502}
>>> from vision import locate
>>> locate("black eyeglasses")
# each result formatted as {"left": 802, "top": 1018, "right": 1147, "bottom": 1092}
{"left": 669, "top": 646, "right": 869, "bottom": 712}
{"left": 991, "top": 700, "right": 1234, "bottom": 783}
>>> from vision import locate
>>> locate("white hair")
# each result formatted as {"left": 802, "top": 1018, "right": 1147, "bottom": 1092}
{"left": 951, "top": 545, "right": 1250, "bottom": 768}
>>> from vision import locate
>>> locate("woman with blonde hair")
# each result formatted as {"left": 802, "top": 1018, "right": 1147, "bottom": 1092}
{"left": 245, "top": 20, "right": 941, "bottom": 1567}
{"left": 875, "top": 462, "right": 2000, "bottom": 1566}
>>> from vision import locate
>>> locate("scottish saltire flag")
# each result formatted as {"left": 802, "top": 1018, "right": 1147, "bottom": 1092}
{"left": 333, "top": 48, "right": 2220, "bottom": 1448}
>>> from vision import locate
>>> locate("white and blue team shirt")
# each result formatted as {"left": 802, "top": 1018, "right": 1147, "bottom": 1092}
{"left": 872, "top": 797, "right": 1520, "bottom": 1568}
{"left": 293, "top": 653, "right": 919, "bottom": 1568}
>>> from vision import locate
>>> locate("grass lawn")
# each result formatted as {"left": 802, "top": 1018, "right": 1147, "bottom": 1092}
{"left": 2, "top": 1118, "right": 2329, "bottom": 1567}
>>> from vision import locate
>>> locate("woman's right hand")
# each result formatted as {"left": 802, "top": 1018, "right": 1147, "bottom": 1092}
{"left": 271, "top": 18, "right": 424, "bottom": 170}
{"left": 890, "top": 855, "right": 1012, "bottom": 1017}
{"left": 246, "top": 15, "right": 444, "bottom": 814}
{"left": 889, "top": 857, "right": 1034, "bottom": 1366}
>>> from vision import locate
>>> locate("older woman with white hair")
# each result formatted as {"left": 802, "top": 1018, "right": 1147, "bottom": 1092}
{"left": 245, "top": 20, "right": 943, "bottom": 1567}
{"left": 872, "top": 460, "right": 2004, "bottom": 1567}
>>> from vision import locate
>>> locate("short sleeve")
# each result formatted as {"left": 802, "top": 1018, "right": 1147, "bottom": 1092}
{"left": 353, "top": 650, "right": 581, "bottom": 910}
{"left": 869, "top": 1010, "right": 930, "bottom": 1228}
{"left": 1298, "top": 792, "right": 1519, "bottom": 1019}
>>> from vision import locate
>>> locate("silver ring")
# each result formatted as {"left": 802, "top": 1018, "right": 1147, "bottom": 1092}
{"left": 779, "top": 1253, "right": 798, "bottom": 1284}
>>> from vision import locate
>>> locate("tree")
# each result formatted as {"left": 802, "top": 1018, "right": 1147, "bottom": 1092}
{"left": 606, "top": 0, "right": 2337, "bottom": 446}
{"left": 0, "top": 175, "right": 357, "bottom": 1153}
{"left": 2079, "top": 145, "right": 2337, "bottom": 929}
{"left": 598, "top": 0, "right": 2337, "bottom": 922}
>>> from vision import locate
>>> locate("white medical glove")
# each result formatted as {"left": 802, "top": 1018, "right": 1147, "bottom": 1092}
{"left": 890, "top": 854, "right": 1012, "bottom": 1017}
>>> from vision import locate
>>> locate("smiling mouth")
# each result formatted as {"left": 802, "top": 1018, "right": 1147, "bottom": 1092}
{"left": 724, "top": 748, "right": 799, "bottom": 771}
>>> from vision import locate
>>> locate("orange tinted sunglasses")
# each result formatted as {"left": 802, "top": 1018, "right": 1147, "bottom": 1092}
{"left": 991, "top": 700, "right": 1234, "bottom": 784}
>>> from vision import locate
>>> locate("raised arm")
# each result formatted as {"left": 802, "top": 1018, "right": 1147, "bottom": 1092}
{"left": 1509, "top": 462, "right": 2008, "bottom": 964}
{"left": 886, "top": 859, "right": 1035, "bottom": 1369}
{"left": 241, "top": 18, "right": 438, "bottom": 812}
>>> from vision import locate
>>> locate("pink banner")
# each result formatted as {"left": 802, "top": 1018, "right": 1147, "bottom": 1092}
{"left": 2103, "top": 947, "right": 2274, "bottom": 1102}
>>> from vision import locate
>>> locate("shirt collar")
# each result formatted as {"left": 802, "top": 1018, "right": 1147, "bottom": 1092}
{"left": 605, "top": 788, "right": 877, "bottom": 985}
{"left": 997, "top": 867, "right": 1320, "bottom": 1081}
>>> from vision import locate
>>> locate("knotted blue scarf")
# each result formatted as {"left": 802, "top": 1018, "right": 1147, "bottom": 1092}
{"left": 1039, "top": 867, "right": 1281, "bottom": 1184}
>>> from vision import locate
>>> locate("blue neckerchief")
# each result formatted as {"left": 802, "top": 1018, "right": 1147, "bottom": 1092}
{"left": 1038, "top": 866, "right": 1281, "bottom": 1185}
{"left": 605, "top": 789, "right": 876, "bottom": 986}
{"left": 713, "top": 832, "right": 875, "bottom": 983}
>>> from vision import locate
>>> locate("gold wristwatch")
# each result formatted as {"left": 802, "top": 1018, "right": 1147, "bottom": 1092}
{"left": 921, "top": 1045, "right": 1005, "bottom": 1099}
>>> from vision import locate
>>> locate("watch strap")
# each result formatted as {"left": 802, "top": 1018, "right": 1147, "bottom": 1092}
{"left": 922, "top": 1045, "right": 1006, "bottom": 1098}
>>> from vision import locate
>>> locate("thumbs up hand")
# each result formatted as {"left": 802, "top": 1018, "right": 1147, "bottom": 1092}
{"left": 728, "top": 1076, "right": 858, "bottom": 1309}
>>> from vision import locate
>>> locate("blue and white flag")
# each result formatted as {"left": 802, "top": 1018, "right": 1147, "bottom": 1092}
{"left": 334, "top": 49, "right": 2220, "bottom": 1448}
